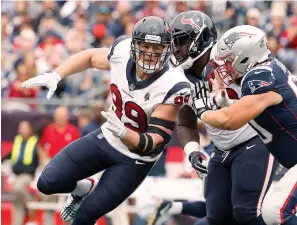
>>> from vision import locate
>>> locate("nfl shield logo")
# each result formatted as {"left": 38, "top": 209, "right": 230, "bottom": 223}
{"left": 129, "top": 84, "right": 135, "bottom": 91}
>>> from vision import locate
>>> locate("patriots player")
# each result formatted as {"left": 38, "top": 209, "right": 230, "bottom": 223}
{"left": 21, "top": 16, "right": 191, "bottom": 225}
{"left": 195, "top": 25, "right": 297, "bottom": 225}
{"left": 149, "top": 11, "right": 277, "bottom": 225}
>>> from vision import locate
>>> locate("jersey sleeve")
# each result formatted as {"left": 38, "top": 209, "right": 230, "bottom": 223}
{"left": 107, "top": 36, "right": 130, "bottom": 62}
{"left": 241, "top": 68, "right": 276, "bottom": 96}
{"left": 162, "top": 82, "right": 192, "bottom": 106}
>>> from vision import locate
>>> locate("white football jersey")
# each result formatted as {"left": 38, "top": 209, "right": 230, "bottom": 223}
{"left": 101, "top": 37, "right": 191, "bottom": 161}
{"left": 185, "top": 71, "right": 257, "bottom": 151}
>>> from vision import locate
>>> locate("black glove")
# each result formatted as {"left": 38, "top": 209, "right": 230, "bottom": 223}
{"left": 192, "top": 80, "right": 211, "bottom": 118}
{"left": 189, "top": 151, "right": 209, "bottom": 178}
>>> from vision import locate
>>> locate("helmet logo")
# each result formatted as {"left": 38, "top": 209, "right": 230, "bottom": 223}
{"left": 223, "top": 32, "right": 241, "bottom": 50}
{"left": 181, "top": 14, "right": 202, "bottom": 30}
{"left": 223, "top": 32, "right": 256, "bottom": 50}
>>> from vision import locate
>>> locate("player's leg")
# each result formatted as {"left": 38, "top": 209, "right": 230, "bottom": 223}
{"left": 71, "top": 151, "right": 155, "bottom": 225}
{"left": 182, "top": 201, "right": 207, "bottom": 218}
{"left": 148, "top": 200, "right": 206, "bottom": 225}
{"left": 37, "top": 133, "right": 109, "bottom": 195}
{"left": 262, "top": 164, "right": 297, "bottom": 225}
{"left": 205, "top": 148, "right": 239, "bottom": 225}
{"left": 230, "top": 136, "right": 276, "bottom": 225}
{"left": 194, "top": 217, "right": 209, "bottom": 225}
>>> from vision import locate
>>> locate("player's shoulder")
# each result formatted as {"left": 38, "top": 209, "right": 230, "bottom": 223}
{"left": 107, "top": 36, "right": 132, "bottom": 62}
{"left": 160, "top": 66, "right": 192, "bottom": 106}
{"left": 162, "top": 66, "right": 191, "bottom": 91}
{"left": 241, "top": 61, "right": 276, "bottom": 96}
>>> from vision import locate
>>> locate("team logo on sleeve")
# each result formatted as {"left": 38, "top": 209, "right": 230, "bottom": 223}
{"left": 248, "top": 80, "right": 273, "bottom": 93}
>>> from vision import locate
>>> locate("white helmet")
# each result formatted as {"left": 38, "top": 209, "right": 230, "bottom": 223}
{"left": 215, "top": 25, "right": 271, "bottom": 85}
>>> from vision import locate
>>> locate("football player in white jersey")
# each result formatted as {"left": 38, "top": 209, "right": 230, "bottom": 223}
{"left": 149, "top": 11, "right": 276, "bottom": 225}
{"left": 21, "top": 16, "right": 191, "bottom": 225}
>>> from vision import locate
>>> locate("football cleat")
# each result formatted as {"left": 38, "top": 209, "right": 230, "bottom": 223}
{"left": 60, "top": 178, "right": 96, "bottom": 221}
{"left": 147, "top": 200, "right": 173, "bottom": 225}
{"left": 60, "top": 194, "right": 87, "bottom": 221}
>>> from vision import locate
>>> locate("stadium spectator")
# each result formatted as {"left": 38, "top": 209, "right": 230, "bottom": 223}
{"left": 39, "top": 106, "right": 80, "bottom": 161}
{"left": 280, "top": 16, "right": 297, "bottom": 49}
{"left": 135, "top": 1, "right": 167, "bottom": 22}
{"left": 7, "top": 59, "right": 38, "bottom": 101}
{"left": 77, "top": 109, "right": 100, "bottom": 136}
{"left": 264, "top": 7, "right": 286, "bottom": 43}
{"left": 246, "top": 7, "right": 261, "bottom": 27}
{"left": 2, "top": 120, "right": 39, "bottom": 225}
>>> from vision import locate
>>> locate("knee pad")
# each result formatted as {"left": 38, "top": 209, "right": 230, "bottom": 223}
{"left": 262, "top": 195, "right": 281, "bottom": 225}
{"left": 37, "top": 167, "right": 59, "bottom": 195}
{"left": 37, "top": 166, "right": 75, "bottom": 195}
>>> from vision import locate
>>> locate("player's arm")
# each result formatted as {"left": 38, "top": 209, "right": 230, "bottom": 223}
{"left": 201, "top": 91, "right": 282, "bottom": 130}
{"left": 122, "top": 104, "right": 179, "bottom": 153}
{"left": 55, "top": 48, "right": 110, "bottom": 79}
{"left": 177, "top": 105, "right": 201, "bottom": 155}
{"left": 20, "top": 48, "right": 110, "bottom": 99}
{"left": 21, "top": 36, "right": 131, "bottom": 99}
{"left": 200, "top": 68, "right": 284, "bottom": 130}
{"left": 102, "top": 82, "right": 192, "bottom": 156}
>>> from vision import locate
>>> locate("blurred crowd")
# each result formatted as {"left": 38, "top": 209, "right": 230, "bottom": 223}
{"left": 1, "top": 0, "right": 297, "bottom": 112}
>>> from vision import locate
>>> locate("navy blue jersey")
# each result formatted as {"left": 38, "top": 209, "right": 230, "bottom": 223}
{"left": 241, "top": 58, "right": 297, "bottom": 168}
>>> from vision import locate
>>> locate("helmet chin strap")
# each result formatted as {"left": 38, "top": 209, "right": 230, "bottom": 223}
{"left": 180, "top": 41, "right": 215, "bottom": 70}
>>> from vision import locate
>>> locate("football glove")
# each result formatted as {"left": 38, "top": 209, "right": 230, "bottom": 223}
{"left": 101, "top": 110, "right": 126, "bottom": 139}
{"left": 21, "top": 71, "right": 61, "bottom": 99}
{"left": 189, "top": 150, "right": 209, "bottom": 178}
{"left": 192, "top": 80, "right": 211, "bottom": 119}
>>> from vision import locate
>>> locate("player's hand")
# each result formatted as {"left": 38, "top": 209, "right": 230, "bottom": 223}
{"left": 189, "top": 151, "right": 209, "bottom": 178}
{"left": 192, "top": 80, "right": 211, "bottom": 118}
{"left": 21, "top": 71, "right": 61, "bottom": 99}
{"left": 101, "top": 110, "right": 126, "bottom": 139}
{"left": 210, "top": 69, "right": 233, "bottom": 107}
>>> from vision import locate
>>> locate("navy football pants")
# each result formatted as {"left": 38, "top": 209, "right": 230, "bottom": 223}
{"left": 205, "top": 136, "right": 277, "bottom": 225}
{"left": 37, "top": 128, "right": 155, "bottom": 225}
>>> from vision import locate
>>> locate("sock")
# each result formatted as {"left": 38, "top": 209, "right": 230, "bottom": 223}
{"left": 71, "top": 178, "right": 96, "bottom": 197}
{"left": 168, "top": 201, "right": 183, "bottom": 215}
{"left": 182, "top": 201, "right": 207, "bottom": 218}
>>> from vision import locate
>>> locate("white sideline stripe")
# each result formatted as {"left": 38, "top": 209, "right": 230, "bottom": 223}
{"left": 256, "top": 154, "right": 275, "bottom": 216}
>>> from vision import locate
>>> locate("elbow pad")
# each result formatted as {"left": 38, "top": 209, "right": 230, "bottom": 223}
{"left": 134, "top": 118, "right": 175, "bottom": 156}
{"left": 134, "top": 133, "right": 154, "bottom": 156}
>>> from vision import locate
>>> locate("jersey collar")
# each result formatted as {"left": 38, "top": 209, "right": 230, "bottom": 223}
{"left": 184, "top": 69, "right": 201, "bottom": 84}
{"left": 126, "top": 58, "right": 169, "bottom": 91}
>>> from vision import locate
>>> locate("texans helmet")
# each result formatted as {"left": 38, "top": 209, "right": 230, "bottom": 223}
{"left": 130, "top": 16, "right": 172, "bottom": 74}
{"left": 170, "top": 11, "right": 217, "bottom": 69}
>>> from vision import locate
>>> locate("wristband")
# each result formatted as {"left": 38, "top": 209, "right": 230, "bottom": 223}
{"left": 184, "top": 141, "right": 200, "bottom": 158}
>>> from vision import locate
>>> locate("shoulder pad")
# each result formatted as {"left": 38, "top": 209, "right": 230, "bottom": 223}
{"left": 162, "top": 81, "right": 191, "bottom": 106}
{"left": 241, "top": 68, "right": 276, "bottom": 96}
{"left": 107, "top": 36, "right": 131, "bottom": 62}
